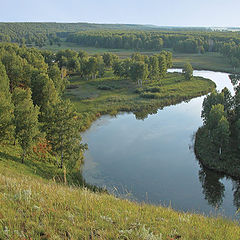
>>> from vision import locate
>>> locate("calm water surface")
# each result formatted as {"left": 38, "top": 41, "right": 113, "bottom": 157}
{"left": 82, "top": 69, "right": 239, "bottom": 218}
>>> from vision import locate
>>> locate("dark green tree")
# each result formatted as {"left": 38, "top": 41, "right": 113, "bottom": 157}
{"left": 201, "top": 91, "right": 224, "bottom": 124}
{"left": 0, "top": 62, "right": 15, "bottom": 142}
{"left": 148, "top": 56, "right": 159, "bottom": 81}
{"left": 183, "top": 63, "right": 193, "bottom": 80}
{"left": 212, "top": 116, "right": 230, "bottom": 155}
{"left": 48, "top": 63, "right": 69, "bottom": 95}
{"left": 129, "top": 61, "right": 149, "bottom": 86}
{"left": 42, "top": 99, "right": 86, "bottom": 169}
{"left": 102, "top": 53, "right": 118, "bottom": 68}
{"left": 31, "top": 72, "right": 58, "bottom": 112}
{"left": 12, "top": 88, "right": 40, "bottom": 163}
{"left": 158, "top": 54, "right": 167, "bottom": 79}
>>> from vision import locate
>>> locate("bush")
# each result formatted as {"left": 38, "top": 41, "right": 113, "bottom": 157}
{"left": 145, "top": 86, "right": 162, "bottom": 93}
{"left": 97, "top": 85, "right": 113, "bottom": 90}
{"left": 140, "top": 92, "right": 160, "bottom": 99}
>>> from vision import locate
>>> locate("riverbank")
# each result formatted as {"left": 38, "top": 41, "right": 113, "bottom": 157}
{"left": 194, "top": 126, "right": 240, "bottom": 179}
{"left": 0, "top": 144, "right": 240, "bottom": 239}
{"left": 65, "top": 71, "right": 216, "bottom": 130}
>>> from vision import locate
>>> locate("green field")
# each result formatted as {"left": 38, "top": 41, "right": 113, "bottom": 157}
{"left": 63, "top": 71, "right": 215, "bottom": 130}
{"left": 172, "top": 52, "right": 240, "bottom": 73}
{"left": 42, "top": 42, "right": 239, "bottom": 73}
{"left": 1, "top": 143, "right": 240, "bottom": 239}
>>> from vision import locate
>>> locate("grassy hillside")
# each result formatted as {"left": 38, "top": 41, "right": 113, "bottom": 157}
{"left": 0, "top": 144, "right": 240, "bottom": 240}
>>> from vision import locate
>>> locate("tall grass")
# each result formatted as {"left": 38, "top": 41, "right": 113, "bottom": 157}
{"left": 0, "top": 144, "right": 240, "bottom": 239}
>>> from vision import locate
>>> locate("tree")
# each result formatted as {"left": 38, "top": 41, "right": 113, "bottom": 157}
{"left": 113, "top": 60, "right": 124, "bottom": 78}
{"left": 158, "top": 54, "right": 167, "bottom": 79}
{"left": 201, "top": 91, "right": 224, "bottom": 124}
{"left": 48, "top": 63, "right": 69, "bottom": 95}
{"left": 87, "top": 57, "right": 99, "bottom": 79}
{"left": 207, "top": 104, "right": 226, "bottom": 130}
{"left": 212, "top": 116, "right": 230, "bottom": 155}
{"left": 93, "top": 54, "right": 105, "bottom": 78}
{"left": 42, "top": 100, "right": 86, "bottom": 169}
{"left": 12, "top": 88, "right": 40, "bottom": 163}
{"left": 55, "top": 49, "right": 79, "bottom": 73}
{"left": 129, "top": 61, "right": 149, "bottom": 86}
{"left": 0, "top": 62, "right": 15, "bottom": 142}
{"left": 131, "top": 52, "right": 145, "bottom": 62}
{"left": 31, "top": 72, "right": 58, "bottom": 113}
{"left": 121, "top": 58, "right": 132, "bottom": 78}
{"left": 160, "top": 50, "right": 173, "bottom": 68}
{"left": 148, "top": 56, "right": 159, "bottom": 81}
{"left": 0, "top": 52, "right": 24, "bottom": 91}
{"left": 206, "top": 104, "right": 230, "bottom": 156}
{"left": 221, "top": 87, "right": 233, "bottom": 113}
{"left": 183, "top": 63, "right": 193, "bottom": 80}
{"left": 67, "top": 57, "right": 81, "bottom": 73}
{"left": 78, "top": 50, "right": 88, "bottom": 59}
{"left": 102, "top": 53, "right": 118, "bottom": 68}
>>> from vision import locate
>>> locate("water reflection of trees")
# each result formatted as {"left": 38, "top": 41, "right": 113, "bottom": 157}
{"left": 133, "top": 106, "right": 160, "bottom": 120}
{"left": 198, "top": 165, "right": 225, "bottom": 208}
{"left": 198, "top": 162, "right": 240, "bottom": 212}
{"left": 232, "top": 180, "right": 240, "bottom": 210}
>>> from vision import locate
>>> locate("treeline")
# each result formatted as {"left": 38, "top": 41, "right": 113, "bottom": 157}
{"left": 0, "top": 43, "right": 86, "bottom": 169}
{"left": 112, "top": 51, "right": 173, "bottom": 85}
{"left": 218, "top": 41, "right": 240, "bottom": 69}
{"left": 0, "top": 22, "right": 177, "bottom": 47}
{"left": 200, "top": 74, "right": 240, "bottom": 157}
{"left": 41, "top": 49, "right": 176, "bottom": 86}
{"left": 67, "top": 30, "right": 240, "bottom": 68}
{"left": 0, "top": 23, "right": 239, "bottom": 68}
{"left": 66, "top": 30, "right": 239, "bottom": 52}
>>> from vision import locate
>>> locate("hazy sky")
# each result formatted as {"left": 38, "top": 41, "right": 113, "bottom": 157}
{"left": 1, "top": 0, "right": 240, "bottom": 27}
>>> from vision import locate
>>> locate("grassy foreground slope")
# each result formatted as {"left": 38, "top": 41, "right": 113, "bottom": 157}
{"left": 0, "top": 145, "right": 240, "bottom": 240}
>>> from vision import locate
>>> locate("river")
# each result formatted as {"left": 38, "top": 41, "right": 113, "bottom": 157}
{"left": 82, "top": 69, "right": 239, "bottom": 218}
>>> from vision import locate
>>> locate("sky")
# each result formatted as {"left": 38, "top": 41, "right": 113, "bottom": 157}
{"left": 1, "top": 0, "right": 240, "bottom": 27}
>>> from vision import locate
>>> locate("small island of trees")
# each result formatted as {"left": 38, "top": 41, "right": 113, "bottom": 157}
{"left": 195, "top": 74, "right": 240, "bottom": 177}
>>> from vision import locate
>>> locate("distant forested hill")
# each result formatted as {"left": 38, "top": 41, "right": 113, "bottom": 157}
{"left": 0, "top": 22, "right": 211, "bottom": 45}
{"left": 0, "top": 22, "right": 171, "bottom": 44}
{"left": 0, "top": 22, "right": 239, "bottom": 70}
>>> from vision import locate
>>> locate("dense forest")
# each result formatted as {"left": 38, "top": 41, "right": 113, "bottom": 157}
{"left": 0, "top": 22, "right": 176, "bottom": 47}
{"left": 66, "top": 30, "right": 240, "bottom": 68}
{"left": 0, "top": 23, "right": 239, "bottom": 70}
{"left": 0, "top": 43, "right": 88, "bottom": 170}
